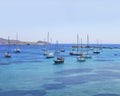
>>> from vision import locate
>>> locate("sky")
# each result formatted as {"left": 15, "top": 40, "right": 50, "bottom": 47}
{"left": 0, "top": 0, "right": 120, "bottom": 44}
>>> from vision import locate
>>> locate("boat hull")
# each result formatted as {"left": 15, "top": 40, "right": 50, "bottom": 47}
{"left": 4, "top": 53, "right": 11, "bottom": 58}
{"left": 54, "top": 60, "right": 64, "bottom": 64}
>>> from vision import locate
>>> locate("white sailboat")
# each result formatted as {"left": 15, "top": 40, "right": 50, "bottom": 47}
{"left": 84, "top": 35, "right": 92, "bottom": 59}
{"left": 43, "top": 32, "right": 49, "bottom": 56}
{"left": 46, "top": 52, "right": 54, "bottom": 58}
{"left": 45, "top": 32, "right": 54, "bottom": 58}
{"left": 54, "top": 57, "right": 64, "bottom": 64}
{"left": 77, "top": 38, "right": 86, "bottom": 62}
{"left": 61, "top": 48, "right": 65, "bottom": 52}
{"left": 42, "top": 38, "right": 47, "bottom": 51}
{"left": 93, "top": 40, "right": 100, "bottom": 54}
{"left": 70, "top": 34, "right": 81, "bottom": 56}
{"left": 60, "top": 44, "right": 65, "bottom": 52}
{"left": 4, "top": 37, "right": 11, "bottom": 58}
{"left": 54, "top": 40, "right": 60, "bottom": 53}
{"left": 14, "top": 32, "right": 21, "bottom": 53}
{"left": 77, "top": 56, "right": 86, "bottom": 62}
{"left": 42, "top": 38, "right": 48, "bottom": 56}
{"left": 54, "top": 41, "right": 64, "bottom": 64}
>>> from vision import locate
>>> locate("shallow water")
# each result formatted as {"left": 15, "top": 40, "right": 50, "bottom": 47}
{"left": 0, "top": 44, "right": 120, "bottom": 96}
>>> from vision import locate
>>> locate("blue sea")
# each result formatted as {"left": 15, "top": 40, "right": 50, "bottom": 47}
{"left": 0, "top": 44, "right": 120, "bottom": 96}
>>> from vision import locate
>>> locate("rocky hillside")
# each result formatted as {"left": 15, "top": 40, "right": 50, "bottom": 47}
{"left": 0, "top": 38, "right": 48, "bottom": 45}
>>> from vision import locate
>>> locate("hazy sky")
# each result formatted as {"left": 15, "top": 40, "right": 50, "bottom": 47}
{"left": 0, "top": 0, "right": 120, "bottom": 44}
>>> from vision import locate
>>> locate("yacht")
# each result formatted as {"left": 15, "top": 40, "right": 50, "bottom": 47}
{"left": 54, "top": 57, "right": 64, "bottom": 64}
{"left": 77, "top": 38, "right": 86, "bottom": 62}
{"left": 77, "top": 56, "right": 86, "bottom": 62}
{"left": 46, "top": 53, "right": 54, "bottom": 58}
{"left": 70, "top": 34, "right": 81, "bottom": 56}
{"left": 93, "top": 40, "right": 100, "bottom": 54}
{"left": 14, "top": 32, "right": 21, "bottom": 53}
{"left": 4, "top": 37, "right": 12, "bottom": 58}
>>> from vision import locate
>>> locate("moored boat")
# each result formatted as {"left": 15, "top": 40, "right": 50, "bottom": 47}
{"left": 46, "top": 53, "right": 54, "bottom": 58}
{"left": 61, "top": 48, "right": 65, "bottom": 52}
{"left": 14, "top": 48, "right": 20, "bottom": 53}
{"left": 4, "top": 37, "right": 12, "bottom": 58}
{"left": 14, "top": 32, "right": 21, "bottom": 53}
{"left": 93, "top": 40, "right": 101, "bottom": 54}
{"left": 4, "top": 52, "right": 11, "bottom": 58}
{"left": 54, "top": 57, "right": 64, "bottom": 64}
{"left": 69, "top": 51, "right": 81, "bottom": 56}
{"left": 77, "top": 56, "right": 86, "bottom": 62}
{"left": 93, "top": 51, "right": 100, "bottom": 54}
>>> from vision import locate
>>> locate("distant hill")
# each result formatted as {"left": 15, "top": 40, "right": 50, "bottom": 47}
{"left": 0, "top": 38, "right": 48, "bottom": 45}
{"left": 0, "top": 38, "right": 8, "bottom": 44}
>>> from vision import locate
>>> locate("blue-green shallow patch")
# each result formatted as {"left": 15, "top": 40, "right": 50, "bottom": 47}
{"left": 42, "top": 83, "right": 66, "bottom": 90}
{"left": 0, "top": 90, "right": 46, "bottom": 96}
{"left": 94, "top": 59, "right": 114, "bottom": 62}
{"left": 93, "top": 94, "right": 120, "bottom": 96}
{"left": 95, "top": 70, "right": 120, "bottom": 77}
{"left": 0, "top": 60, "right": 43, "bottom": 65}
{"left": 102, "top": 66, "right": 120, "bottom": 70}
{"left": 1, "top": 44, "right": 120, "bottom": 96}
{"left": 51, "top": 70, "right": 120, "bottom": 85}
{"left": 55, "top": 68, "right": 93, "bottom": 75}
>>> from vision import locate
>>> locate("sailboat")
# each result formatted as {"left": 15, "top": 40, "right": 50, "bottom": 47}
{"left": 77, "top": 38, "right": 86, "bottom": 62}
{"left": 54, "top": 57, "right": 64, "bottom": 64}
{"left": 14, "top": 32, "right": 20, "bottom": 53}
{"left": 83, "top": 35, "right": 92, "bottom": 59}
{"left": 46, "top": 52, "right": 54, "bottom": 58}
{"left": 60, "top": 44, "right": 65, "bottom": 52}
{"left": 42, "top": 38, "right": 48, "bottom": 56}
{"left": 93, "top": 40, "right": 100, "bottom": 54}
{"left": 61, "top": 48, "right": 65, "bottom": 52}
{"left": 43, "top": 32, "right": 49, "bottom": 56}
{"left": 54, "top": 40, "right": 60, "bottom": 53}
{"left": 45, "top": 32, "right": 54, "bottom": 58}
{"left": 69, "top": 34, "right": 81, "bottom": 56}
{"left": 42, "top": 39, "right": 47, "bottom": 51}
{"left": 54, "top": 41, "right": 64, "bottom": 64}
{"left": 4, "top": 37, "right": 11, "bottom": 58}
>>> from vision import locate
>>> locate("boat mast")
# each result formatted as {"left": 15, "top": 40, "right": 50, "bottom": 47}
{"left": 7, "top": 36, "right": 10, "bottom": 53}
{"left": 47, "top": 32, "right": 50, "bottom": 50}
{"left": 47, "top": 32, "right": 49, "bottom": 44}
{"left": 77, "top": 34, "right": 79, "bottom": 52}
{"left": 97, "top": 40, "right": 99, "bottom": 51}
{"left": 87, "top": 34, "right": 89, "bottom": 54}
{"left": 80, "top": 38, "right": 83, "bottom": 53}
{"left": 16, "top": 32, "right": 18, "bottom": 48}
{"left": 44, "top": 38, "right": 46, "bottom": 49}
{"left": 56, "top": 40, "right": 58, "bottom": 51}
{"left": 50, "top": 38, "right": 52, "bottom": 50}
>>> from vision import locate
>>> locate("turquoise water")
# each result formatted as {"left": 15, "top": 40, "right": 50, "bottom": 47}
{"left": 0, "top": 44, "right": 120, "bottom": 96}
